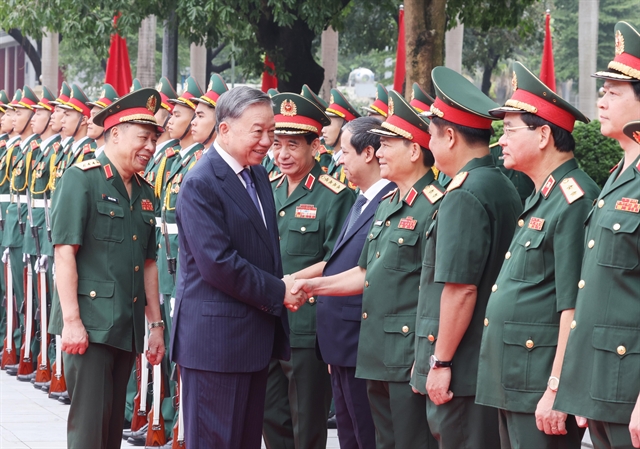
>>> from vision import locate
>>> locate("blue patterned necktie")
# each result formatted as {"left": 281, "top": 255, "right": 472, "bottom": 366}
{"left": 345, "top": 194, "right": 368, "bottom": 233}
{"left": 240, "top": 168, "right": 262, "bottom": 214}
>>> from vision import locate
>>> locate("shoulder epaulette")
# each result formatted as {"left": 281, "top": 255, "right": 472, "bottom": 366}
{"left": 0, "top": 140, "right": 6, "bottom": 148}
{"left": 423, "top": 184, "right": 444, "bottom": 204}
{"left": 165, "top": 147, "right": 178, "bottom": 158}
{"left": 381, "top": 188, "right": 397, "bottom": 200}
{"left": 318, "top": 174, "right": 346, "bottom": 194}
{"left": 137, "top": 172, "right": 153, "bottom": 187}
{"left": 76, "top": 159, "right": 101, "bottom": 171}
{"left": 270, "top": 172, "right": 285, "bottom": 183}
{"left": 559, "top": 177, "right": 585, "bottom": 204}
{"left": 445, "top": 171, "right": 468, "bottom": 192}
{"left": 52, "top": 141, "right": 60, "bottom": 152}
{"left": 30, "top": 140, "right": 39, "bottom": 150}
{"left": 83, "top": 143, "right": 93, "bottom": 155}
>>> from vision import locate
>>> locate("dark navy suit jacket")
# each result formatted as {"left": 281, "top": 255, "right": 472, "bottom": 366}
{"left": 316, "top": 181, "right": 396, "bottom": 367}
{"left": 170, "top": 148, "right": 290, "bottom": 373}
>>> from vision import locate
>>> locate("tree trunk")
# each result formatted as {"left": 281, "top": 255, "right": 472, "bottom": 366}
{"left": 162, "top": 11, "right": 179, "bottom": 87}
{"left": 578, "top": 0, "right": 599, "bottom": 120}
{"left": 7, "top": 29, "right": 41, "bottom": 82}
{"left": 404, "top": 0, "right": 447, "bottom": 98}
{"left": 445, "top": 19, "right": 464, "bottom": 73}
{"left": 481, "top": 54, "right": 500, "bottom": 96}
{"left": 190, "top": 42, "right": 207, "bottom": 89}
{"left": 137, "top": 16, "right": 157, "bottom": 87}
{"left": 320, "top": 27, "right": 339, "bottom": 102}
{"left": 41, "top": 31, "right": 59, "bottom": 90}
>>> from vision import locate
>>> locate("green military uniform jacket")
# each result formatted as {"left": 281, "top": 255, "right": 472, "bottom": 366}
{"left": 411, "top": 155, "right": 522, "bottom": 396}
{"left": 65, "top": 135, "right": 96, "bottom": 167}
{"left": 0, "top": 134, "right": 15, "bottom": 242}
{"left": 157, "top": 142, "right": 203, "bottom": 297}
{"left": 2, "top": 134, "right": 40, "bottom": 249}
{"left": 316, "top": 145, "right": 333, "bottom": 174}
{"left": 555, "top": 155, "right": 640, "bottom": 424}
{"left": 261, "top": 153, "right": 280, "bottom": 181}
{"left": 22, "top": 134, "right": 61, "bottom": 257}
{"left": 273, "top": 161, "right": 355, "bottom": 348}
{"left": 357, "top": 171, "right": 443, "bottom": 383}
{"left": 491, "top": 144, "right": 535, "bottom": 205}
{"left": 50, "top": 136, "right": 74, "bottom": 193}
{"left": 48, "top": 152, "right": 157, "bottom": 353}
{"left": 475, "top": 159, "right": 600, "bottom": 412}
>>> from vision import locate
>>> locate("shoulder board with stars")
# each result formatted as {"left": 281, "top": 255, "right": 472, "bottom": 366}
{"left": 445, "top": 172, "right": 468, "bottom": 192}
{"left": 76, "top": 159, "right": 101, "bottom": 171}
{"left": 270, "top": 172, "right": 285, "bottom": 183}
{"left": 83, "top": 143, "right": 93, "bottom": 155}
{"left": 136, "top": 172, "right": 153, "bottom": 187}
{"left": 541, "top": 175, "right": 556, "bottom": 198}
{"left": 422, "top": 184, "right": 444, "bottom": 204}
{"left": 381, "top": 188, "right": 397, "bottom": 200}
{"left": 30, "top": 140, "right": 39, "bottom": 150}
{"left": 305, "top": 173, "right": 316, "bottom": 190}
{"left": 559, "top": 177, "right": 585, "bottom": 204}
{"left": 404, "top": 187, "right": 419, "bottom": 206}
{"left": 318, "top": 174, "right": 347, "bottom": 194}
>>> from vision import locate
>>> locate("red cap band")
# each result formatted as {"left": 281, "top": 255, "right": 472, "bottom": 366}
{"left": 103, "top": 107, "right": 157, "bottom": 131}
{"left": 611, "top": 52, "right": 640, "bottom": 75}
{"left": 510, "top": 89, "right": 577, "bottom": 132}
{"left": 410, "top": 99, "right": 431, "bottom": 113}
{"left": 370, "top": 99, "right": 388, "bottom": 116}
{"left": 384, "top": 114, "right": 431, "bottom": 150}
{"left": 66, "top": 97, "right": 91, "bottom": 117}
{"left": 274, "top": 114, "right": 324, "bottom": 135}
{"left": 326, "top": 103, "right": 356, "bottom": 122}
{"left": 200, "top": 91, "right": 222, "bottom": 108}
{"left": 159, "top": 93, "right": 174, "bottom": 113}
{"left": 57, "top": 94, "right": 70, "bottom": 104}
{"left": 431, "top": 97, "right": 494, "bottom": 129}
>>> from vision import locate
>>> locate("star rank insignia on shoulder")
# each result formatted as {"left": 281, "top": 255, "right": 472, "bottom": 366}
{"left": 137, "top": 172, "right": 153, "bottom": 187}
{"left": 30, "top": 140, "right": 39, "bottom": 150}
{"left": 422, "top": 185, "right": 444, "bottom": 204}
{"left": 270, "top": 172, "right": 284, "bottom": 183}
{"left": 318, "top": 174, "right": 347, "bottom": 194}
{"left": 83, "top": 143, "right": 93, "bottom": 155}
{"left": 446, "top": 172, "right": 468, "bottom": 192}
{"left": 559, "top": 177, "right": 584, "bottom": 204}
{"left": 76, "top": 159, "right": 101, "bottom": 171}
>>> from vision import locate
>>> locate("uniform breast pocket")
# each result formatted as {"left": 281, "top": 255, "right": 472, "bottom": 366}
{"left": 501, "top": 322, "right": 558, "bottom": 392}
{"left": 140, "top": 212, "right": 156, "bottom": 249}
{"left": 509, "top": 230, "right": 545, "bottom": 284}
{"left": 383, "top": 314, "right": 416, "bottom": 368}
{"left": 422, "top": 221, "right": 437, "bottom": 269}
{"left": 77, "top": 279, "right": 115, "bottom": 331}
{"left": 286, "top": 219, "right": 321, "bottom": 257}
{"left": 93, "top": 202, "right": 125, "bottom": 243}
{"left": 595, "top": 212, "right": 640, "bottom": 270}
{"left": 383, "top": 230, "right": 421, "bottom": 272}
{"left": 590, "top": 325, "right": 640, "bottom": 403}
{"left": 366, "top": 226, "right": 383, "bottom": 265}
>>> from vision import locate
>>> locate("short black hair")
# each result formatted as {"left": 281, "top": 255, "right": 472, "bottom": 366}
{"left": 103, "top": 123, "right": 131, "bottom": 142}
{"left": 275, "top": 132, "right": 318, "bottom": 145}
{"left": 343, "top": 116, "right": 383, "bottom": 155}
{"left": 403, "top": 138, "right": 435, "bottom": 167}
{"left": 431, "top": 116, "right": 492, "bottom": 147}
{"left": 633, "top": 81, "right": 640, "bottom": 101}
{"left": 520, "top": 113, "right": 575, "bottom": 153}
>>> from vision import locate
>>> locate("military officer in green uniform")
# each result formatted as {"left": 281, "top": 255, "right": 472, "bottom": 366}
{"left": 301, "top": 84, "right": 333, "bottom": 174}
{"left": 324, "top": 88, "right": 361, "bottom": 188}
{"left": 554, "top": 21, "right": 640, "bottom": 449}
{"left": 362, "top": 83, "right": 389, "bottom": 118}
{"left": 0, "top": 89, "right": 10, "bottom": 348}
{"left": 262, "top": 93, "right": 354, "bottom": 449}
{"left": 58, "top": 84, "right": 96, "bottom": 167}
{"left": 414, "top": 67, "right": 522, "bottom": 449}
{"left": 475, "top": 62, "right": 600, "bottom": 449}
{"left": 87, "top": 83, "right": 119, "bottom": 156}
{"left": 262, "top": 87, "right": 282, "bottom": 179}
{"left": 191, "top": 73, "right": 228, "bottom": 148}
{"left": 48, "top": 88, "right": 166, "bottom": 449}
{"left": 292, "top": 90, "right": 443, "bottom": 449}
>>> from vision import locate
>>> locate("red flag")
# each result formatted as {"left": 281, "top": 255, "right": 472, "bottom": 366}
{"left": 539, "top": 11, "right": 556, "bottom": 92}
{"left": 104, "top": 14, "right": 132, "bottom": 97}
{"left": 261, "top": 55, "right": 278, "bottom": 93}
{"left": 393, "top": 5, "right": 406, "bottom": 93}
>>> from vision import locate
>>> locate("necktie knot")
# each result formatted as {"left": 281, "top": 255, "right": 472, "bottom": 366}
{"left": 345, "top": 194, "right": 367, "bottom": 233}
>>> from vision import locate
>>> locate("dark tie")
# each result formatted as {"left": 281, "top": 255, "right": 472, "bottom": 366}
{"left": 345, "top": 194, "right": 368, "bottom": 233}
{"left": 240, "top": 168, "right": 262, "bottom": 214}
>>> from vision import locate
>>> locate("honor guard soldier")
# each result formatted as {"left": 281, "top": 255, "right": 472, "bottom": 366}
{"left": 414, "top": 66, "right": 522, "bottom": 449}
{"left": 48, "top": 88, "right": 166, "bottom": 449}
{"left": 3, "top": 86, "right": 41, "bottom": 378}
{"left": 475, "top": 62, "right": 600, "bottom": 449}
{"left": 262, "top": 93, "right": 355, "bottom": 449}
{"left": 362, "top": 83, "right": 389, "bottom": 118}
{"left": 554, "top": 21, "right": 640, "bottom": 449}
{"left": 324, "top": 88, "right": 361, "bottom": 187}
{"left": 58, "top": 84, "right": 96, "bottom": 167}
{"left": 262, "top": 87, "right": 282, "bottom": 179}
{"left": 192, "top": 73, "right": 229, "bottom": 148}
{"left": 409, "top": 82, "right": 435, "bottom": 114}
{"left": 0, "top": 89, "right": 9, "bottom": 347}
{"left": 291, "top": 89, "right": 445, "bottom": 449}
{"left": 49, "top": 82, "right": 72, "bottom": 152}
{"left": 87, "top": 83, "right": 119, "bottom": 156}
{"left": 301, "top": 84, "right": 333, "bottom": 173}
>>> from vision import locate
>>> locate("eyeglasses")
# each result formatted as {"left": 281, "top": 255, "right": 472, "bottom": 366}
{"left": 502, "top": 125, "right": 536, "bottom": 139}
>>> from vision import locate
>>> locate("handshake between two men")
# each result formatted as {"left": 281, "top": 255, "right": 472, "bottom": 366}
{"left": 282, "top": 274, "right": 309, "bottom": 312}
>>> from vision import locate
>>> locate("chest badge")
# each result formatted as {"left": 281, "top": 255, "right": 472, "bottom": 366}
{"left": 295, "top": 204, "right": 317, "bottom": 219}
{"left": 398, "top": 216, "right": 417, "bottom": 230}
{"left": 528, "top": 217, "right": 545, "bottom": 231}
{"left": 141, "top": 199, "right": 154, "bottom": 211}
{"left": 615, "top": 197, "right": 639, "bottom": 213}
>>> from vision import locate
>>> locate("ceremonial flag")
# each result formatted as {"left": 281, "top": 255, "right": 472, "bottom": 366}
{"left": 261, "top": 55, "right": 278, "bottom": 93}
{"left": 105, "top": 14, "right": 133, "bottom": 97}
{"left": 393, "top": 5, "right": 406, "bottom": 93}
{"left": 539, "top": 10, "right": 556, "bottom": 92}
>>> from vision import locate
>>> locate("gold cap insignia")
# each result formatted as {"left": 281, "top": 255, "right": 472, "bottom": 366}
{"left": 512, "top": 72, "right": 518, "bottom": 91}
{"left": 634, "top": 131, "right": 640, "bottom": 145}
{"left": 388, "top": 97, "right": 394, "bottom": 116}
{"left": 615, "top": 30, "right": 625, "bottom": 56}
{"left": 430, "top": 104, "right": 444, "bottom": 118}
{"left": 280, "top": 99, "right": 297, "bottom": 117}
{"left": 146, "top": 95, "right": 157, "bottom": 112}
{"left": 329, "top": 94, "right": 335, "bottom": 105}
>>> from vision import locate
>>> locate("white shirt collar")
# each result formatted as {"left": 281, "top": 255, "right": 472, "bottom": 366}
{"left": 214, "top": 140, "right": 245, "bottom": 175}
{"left": 362, "top": 178, "right": 391, "bottom": 202}
{"left": 20, "top": 134, "right": 38, "bottom": 151}
{"left": 332, "top": 149, "right": 342, "bottom": 162}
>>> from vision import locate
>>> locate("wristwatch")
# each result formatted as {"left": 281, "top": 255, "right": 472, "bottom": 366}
{"left": 148, "top": 320, "right": 165, "bottom": 330}
{"left": 547, "top": 376, "right": 560, "bottom": 392}
{"left": 429, "top": 354, "right": 452, "bottom": 369}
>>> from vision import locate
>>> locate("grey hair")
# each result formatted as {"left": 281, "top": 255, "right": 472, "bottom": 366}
{"left": 215, "top": 86, "right": 273, "bottom": 132}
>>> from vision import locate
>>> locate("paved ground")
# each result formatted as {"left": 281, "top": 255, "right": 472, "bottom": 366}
{"left": 1, "top": 367, "right": 593, "bottom": 449}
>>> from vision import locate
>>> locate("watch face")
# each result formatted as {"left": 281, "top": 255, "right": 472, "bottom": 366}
{"left": 429, "top": 354, "right": 437, "bottom": 369}
{"left": 548, "top": 376, "right": 560, "bottom": 391}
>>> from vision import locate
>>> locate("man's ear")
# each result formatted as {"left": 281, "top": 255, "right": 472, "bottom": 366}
{"left": 409, "top": 141, "right": 422, "bottom": 163}
{"left": 363, "top": 145, "right": 376, "bottom": 163}
{"left": 538, "top": 124, "right": 552, "bottom": 150}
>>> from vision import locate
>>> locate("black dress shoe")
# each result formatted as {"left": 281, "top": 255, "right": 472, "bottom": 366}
{"left": 58, "top": 391, "right": 71, "bottom": 404}
{"left": 17, "top": 371, "right": 36, "bottom": 382}
{"left": 127, "top": 434, "right": 147, "bottom": 446}
{"left": 327, "top": 411, "right": 337, "bottom": 429}
{"left": 5, "top": 364, "right": 18, "bottom": 376}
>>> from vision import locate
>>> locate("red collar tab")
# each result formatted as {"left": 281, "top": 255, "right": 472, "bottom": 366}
{"left": 404, "top": 187, "right": 418, "bottom": 206}
{"left": 304, "top": 173, "right": 316, "bottom": 190}
{"left": 104, "top": 164, "right": 114, "bottom": 180}
{"left": 541, "top": 174, "right": 556, "bottom": 198}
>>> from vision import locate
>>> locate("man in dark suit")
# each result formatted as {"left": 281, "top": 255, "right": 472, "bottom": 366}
{"left": 170, "top": 86, "right": 306, "bottom": 449}
{"left": 315, "top": 117, "right": 395, "bottom": 449}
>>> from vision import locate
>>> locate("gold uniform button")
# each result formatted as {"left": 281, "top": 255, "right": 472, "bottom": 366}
{"left": 588, "top": 240, "right": 595, "bottom": 249}
{"left": 279, "top": 211, "right": 285, "bottom": 217}
{"left": 149, "top": 219, "right": 154, "bottom": 224}
{"left": 598, "top": 199, "right": 605, "bottom": 208}
{"left": 365, "top": 281, "right": 369, "bottom": 287}
{"left": 110, "top": 211, "right": 115, "bottom": 217}
{"left": 158, "top": 244, "right": 162, "bottom": 249}
{"left": 362, "top": 312, "right": 368, "bottom": 319}
{"left": 484, "top": 318, "right": 489, "bottom": 327}
{"left": 525, "top": 241, "right": 531, "bottom": 247}
{"left": 570, "top": 320, "right": 576, "bottom": 329}
{"left": 617, "top": 345, "right": 626, "bottom": 356}
{"left": 518, "top": 219, "right": 524, "bottom": 227}
{"left": 505, "top": 252, "right": 511, "bottom": 259}
{"left": 376, "top": 252, "right": 380, "bottom": 258}
{"left": 428, "top": 334, "right": 435, "bottom": 342}
{"left": 491, "top": 284, "right": 498, "bottom": 292}
{"left": 308, "top": 297, "right": 315, "bottom": 304}
{"left": 90, "top": 291, "right": 97, "bottom": 298}
{"left": 133, "top": 297, "right": 138, "bottom": 303}
{"left": 301, "top": 226, "right": 306, "bottom": 232}
{"left": 385, "top": 221, "right": 391, "bottom": 227}
{"left": 132, "top": 235, "right": 137, "bottom": 241}
{"left": 613, "top": 223, "right": 621, "bottom": 231}
{"left": 578, "top": 280, "right": 585, "bottom": 289}
{"left": 526, "top": 340, "right": 534, "bottom": 349}
{"left": 369, "top": 233, "right": 373, "bottom": 239}
{"left": 130, "top": 206, "right": 134, "bottom": 211}
{"left": 398, "top": 238, "right": 404, "bottom": 244}
{"left": 134, "top": 266, "right": 140, "bottom": 272}
{"left": 402, "top": 325, "right": 409, "bottom": 333}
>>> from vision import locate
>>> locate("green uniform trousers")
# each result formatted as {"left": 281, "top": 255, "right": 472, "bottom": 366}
{"left": 588, "top": 420, "right": 634, "bottom": 449}
{"left": 426, "top": 396, "right": 500, "bottom": 449}
{"left": 263, "top": 347, "right": 332, "bottom": 449}
{"left": 498, "top": 409, "right": 584, "bottom": 449}
{"left": 8, "top": 247, "right": 24, "bottom": 351}
{"left": 64, "top": 342, "right": 136, "bottom": 449}
{"left": 366, "top": 380, "right": 438, "bottom": 449}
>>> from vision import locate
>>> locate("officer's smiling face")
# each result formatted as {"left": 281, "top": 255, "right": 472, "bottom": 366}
{"left": 598, "top": 80, "right": 640, "bottom": 142}
{"left": 167, "top": 104, "right": 194, "bottom": 140}
{"left": 376, "top": 136, "right": 410, "bottom": 181}
{"left": 273, "top": 134, "right": 318, "bottom": 179}
{"left": 218, "top": 103, "right": 275, "bottom": 167}
{"left": 191, "top": 102, "right": 216, "bottom": 145}
{"left": 110, "top": 123, "right": 158, "bottom": 175}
